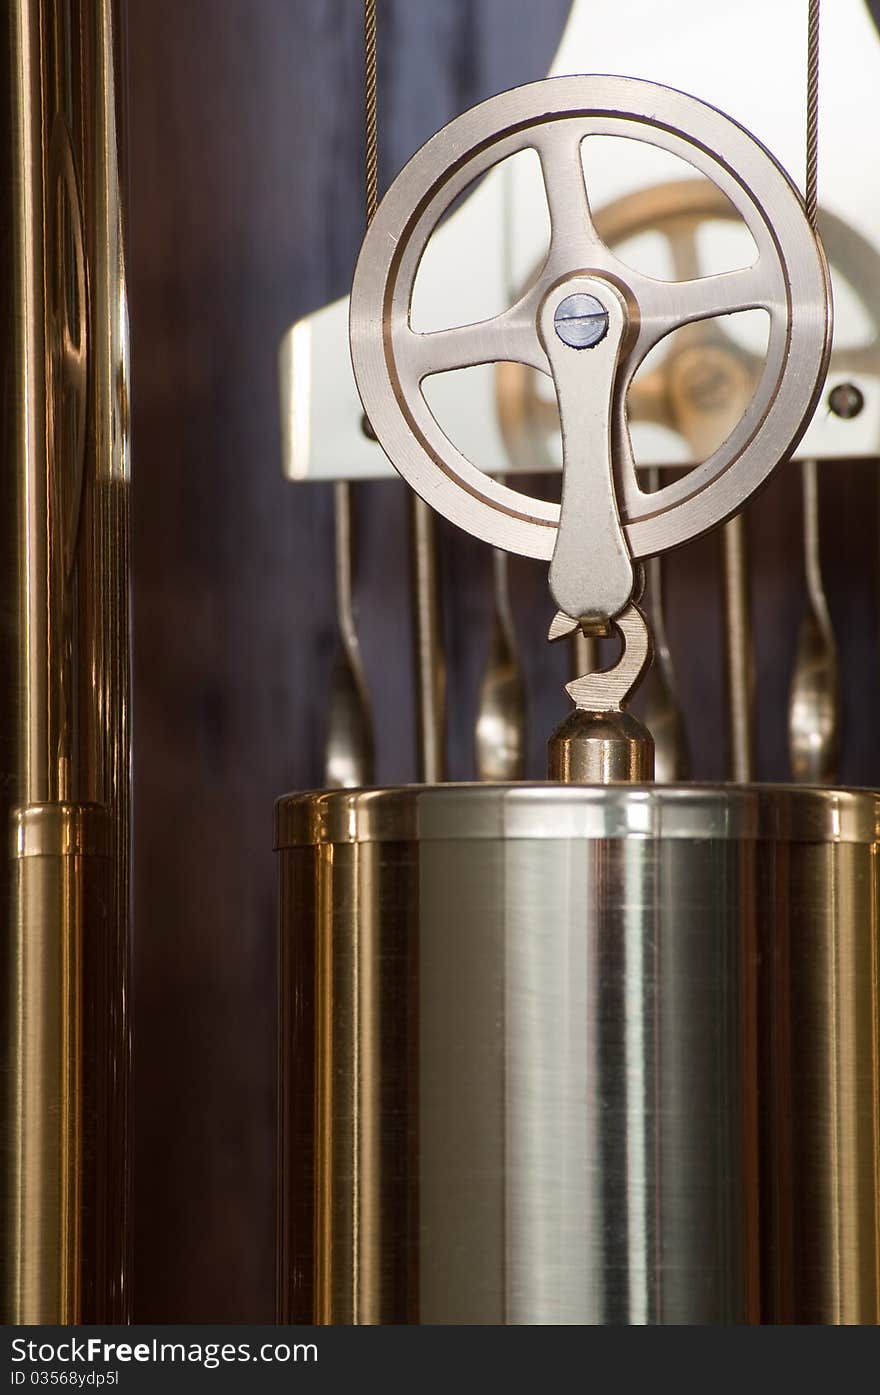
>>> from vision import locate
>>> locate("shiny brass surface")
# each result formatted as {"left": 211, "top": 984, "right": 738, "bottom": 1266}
{"left": 278, "top": 783, "right": 880, "bottom": 849}
{"left": 759, "top": 833, "right": 879, "bottom": 1322}
{"left": 547, "top": 709, "right": 654, "bottom": 782}
{"left": 788, "top": 458, "right": 840, "bottom": 783}
{"left": 642, "top": 556, "right": 689, "bottom": 781}
{"left": 8, "top": 805, "right": 113, "bottom": 1324}
{"left": 325, "top": 481, "right": 374, "bottom": 788}
{"left": 1, "top": 0, "right": 131, "bottom": 1322}
{"left": 277, "top": 783, "right": 880, "bottom": 1325}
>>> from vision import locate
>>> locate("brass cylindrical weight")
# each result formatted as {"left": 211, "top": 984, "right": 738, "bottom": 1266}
{"left": 277, "top": 783, "right": 880, "bottom": 1326}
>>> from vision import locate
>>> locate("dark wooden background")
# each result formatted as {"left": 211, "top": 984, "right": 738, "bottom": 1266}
{"left": 127, "top": 0, "right": 880, "bottom": 1320}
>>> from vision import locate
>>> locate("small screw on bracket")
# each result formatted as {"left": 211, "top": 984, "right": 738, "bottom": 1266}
{"left": 553, "top": 293, "right": 609, "bottom": 350}
{"left": 828, "top": 382, "right": 865, "bottom": 420}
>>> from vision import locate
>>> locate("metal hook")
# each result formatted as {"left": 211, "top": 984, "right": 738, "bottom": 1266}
{"left": 549, "top": 603, "right": 652, "bottom": 712}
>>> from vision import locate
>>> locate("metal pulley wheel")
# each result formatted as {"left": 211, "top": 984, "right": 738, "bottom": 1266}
{"left": 350, "top": 75, "right": 831, "bottom": 628}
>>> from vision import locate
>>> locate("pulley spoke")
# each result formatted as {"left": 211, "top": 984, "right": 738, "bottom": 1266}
{"left": 535, "top": 127, "right": 601, "bottom": 271}
{"left": 406, "top": 304, "right": 547, "bottom": 382}
{"left": 636, "top": 263, "right": 772, "bottom": 360}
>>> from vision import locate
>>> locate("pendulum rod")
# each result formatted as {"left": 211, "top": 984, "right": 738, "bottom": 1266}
{"left": 403, "top": 295, "right": 447, "bottom": 767}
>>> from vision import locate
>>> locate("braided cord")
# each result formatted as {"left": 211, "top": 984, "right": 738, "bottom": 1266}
{"left": 805, "top": 0, "right": 820, "bottom": 230}
{"left": 364, "top": 0, "right": 378, "bottom": 224}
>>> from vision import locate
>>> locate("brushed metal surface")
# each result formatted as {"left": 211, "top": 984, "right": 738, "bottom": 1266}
{"left": 539, "top": 274, "right": 633, "bottom": 624}
{"left": 277, "top": 784, "right": 880, "bottom": 1324}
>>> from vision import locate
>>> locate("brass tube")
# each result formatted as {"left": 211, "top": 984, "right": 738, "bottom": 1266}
{"left": 3, "top": 0, "right": 50, "bottom": 806}
{"left": 1, "top": 0, "right": 130, "bottom": 1323}
{"left": 8, "top": 806, "right": 112, "bottom": 1324}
